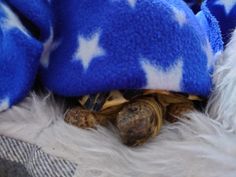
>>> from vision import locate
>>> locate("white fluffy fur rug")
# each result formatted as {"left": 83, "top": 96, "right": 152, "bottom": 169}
{"left": 1, "top": 30, "right": 236, "bottom": 177}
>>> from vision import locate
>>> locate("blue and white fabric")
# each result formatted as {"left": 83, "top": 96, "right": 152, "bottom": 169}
{"left": 205, "top": 0, "right": 236, "bottom": 44}
{"left": 0, "top": 0, "right": 226, "bottom": 111}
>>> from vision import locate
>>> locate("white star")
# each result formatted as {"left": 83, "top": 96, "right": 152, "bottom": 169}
{"left": 74, "top": 32, "right": 106, "bottom": 70}
{"left": 141, "top": 59, "right": 183, "bottom": 91}
{"left": 172, "top": 7, "right": 187, "bottom": 27}
{"left": 0, "top": 3, "right": 28, "bottom": 36}
{"left": 40, "top": 28, "right": 60, "bottom": 68}
{"left": 127, "top": 0, "right": 137, "bottom": 8}
{"left": 215, "top": 0, "right": 235, "bottom": 14}
{"left": 0, "top": 98, "right": 9, "bottom": 112}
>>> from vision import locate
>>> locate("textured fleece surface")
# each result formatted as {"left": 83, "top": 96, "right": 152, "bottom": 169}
{"left": 0, "top": 1, "right": 42, "bottom": 111}
{"left": 0, "top": 0, "right": 225, "bottom": 111}
{"left": 185, "top": 0, "right": 202, "bottom": 13}
{"left": 206, "top": 0, "right": 236, "bottom": 44}
{"left": 40, "top": 0, "right": 222, "bottom": 97}
{"left": 6, "top": 0, "right": 52, "bottom": 40}
{"left": 197, "top": 1, "right": 223, "bottom": 54}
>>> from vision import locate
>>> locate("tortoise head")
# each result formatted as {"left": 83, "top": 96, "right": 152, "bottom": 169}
{"left": 116, "top": 98, "right": 163, "bottom": 146}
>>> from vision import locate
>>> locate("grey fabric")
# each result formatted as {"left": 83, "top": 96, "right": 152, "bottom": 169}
{"left": 0, "top": 136, "right": 77, "bottom": 177}
{"left": 0, "top": 158, "right": 32, "bottom": 177}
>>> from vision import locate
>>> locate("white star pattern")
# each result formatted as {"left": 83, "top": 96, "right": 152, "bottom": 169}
{"left": 40, "top": 28, "right": 60, "bottom": 68}
{"left": 172, "top": 7, "right": 187, "bottom": 27}
{"left": 127, "top": 0, "right": 137, "bottom": 8}
{"left": 203, "top": 40, "right": 223, "bottom": 70}
{"left": 74, "top": 32, "right": 106, "bottom": 70}
{"left": 203, "top": 40, "right": 214, "bottom": 69}
{"left": 0, "top": 3, "right": 28, "bottom": 36}
{"left": 0, "top": 98, "right": 9, "bottom": 112}
{"left": 215, "top": 0, "right": 235, "bottom": 14}
{"left": 141, "top": 59, "right": 183, "bottom": 91}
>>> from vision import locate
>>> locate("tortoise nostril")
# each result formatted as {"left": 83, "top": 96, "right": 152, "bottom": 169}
{"left": 128, "top": 105, "right": 139, "bottom": 112}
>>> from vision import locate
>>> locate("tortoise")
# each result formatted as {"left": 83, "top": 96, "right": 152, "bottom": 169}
{"left": 64, "top": 90, "right": 202, "bottom": 146}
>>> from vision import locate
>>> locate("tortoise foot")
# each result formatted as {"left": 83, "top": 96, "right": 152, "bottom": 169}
{"left": 166, "top": 102, "right": 194, "bottom": 123}
{"left": 65, "top": 107, "right": 103, "bottom": 129}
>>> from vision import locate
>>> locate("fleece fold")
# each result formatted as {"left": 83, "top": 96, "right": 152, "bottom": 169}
{"left": 2, "top": 0, "right": 233, "bottom": 111}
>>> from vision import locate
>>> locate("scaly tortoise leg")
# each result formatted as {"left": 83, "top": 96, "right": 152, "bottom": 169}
{"left": 65, "top": 107, "right": 106, "bottom": 128}
{"left": 64, "top": 105, "right": 123, "bottom": 128}
{"left": 165, "top": 102, "right": 195, "bottom": 123}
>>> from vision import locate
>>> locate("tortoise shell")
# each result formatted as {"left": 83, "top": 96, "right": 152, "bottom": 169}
{"left": 65, "top": 89, "right": 201, "bottom": 146}
{"left": 78, "top": 89, "right": 200, "bottom": 112}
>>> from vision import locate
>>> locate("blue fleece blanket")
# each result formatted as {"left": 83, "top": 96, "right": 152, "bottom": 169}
{"left": 206, "top": 0, "right": 236, "bottom": 44}
{"left": 185, "top": 0, "right": 202, "bottom": 13}
{"left": 1, "top": 0, "right": 233, "bottom": 111}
